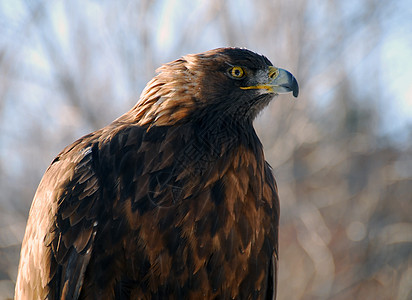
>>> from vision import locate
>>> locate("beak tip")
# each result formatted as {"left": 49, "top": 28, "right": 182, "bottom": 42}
{"left": 292, "top": 76, "right": 299, "bottom": 98}
{"left": 293, "top": 88, "right": 299, "bottom": 98}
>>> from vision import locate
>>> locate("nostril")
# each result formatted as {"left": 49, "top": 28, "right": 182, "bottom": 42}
{"left": 269, "top": 67, "right": 279, "bottom": 79}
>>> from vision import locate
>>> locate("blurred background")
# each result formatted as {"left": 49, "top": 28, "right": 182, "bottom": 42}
{"left": 0, "top": 0, "right": 411, "bottom": 299}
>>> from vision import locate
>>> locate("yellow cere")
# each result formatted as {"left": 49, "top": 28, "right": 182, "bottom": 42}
{"left": 268, "top": 66, "right": 279, "bottom": 79}
{"left": 239, "top": 66, "right": 278, "bottom": 93}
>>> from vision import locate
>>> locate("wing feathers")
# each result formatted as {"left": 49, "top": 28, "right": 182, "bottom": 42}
{"left": 16, "top": 121, "right": 279, "bottom": 299}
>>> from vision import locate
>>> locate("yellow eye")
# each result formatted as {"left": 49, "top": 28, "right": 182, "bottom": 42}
{"left": 230, "top": 66, "right": 245, "bottom": 79}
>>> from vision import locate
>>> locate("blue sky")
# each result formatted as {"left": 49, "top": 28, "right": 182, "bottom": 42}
{"left": 1, "top": 0, "right": 411, "bottom": 146}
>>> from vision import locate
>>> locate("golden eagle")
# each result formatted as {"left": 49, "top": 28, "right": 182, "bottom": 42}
{"left": 15, "top": 48, "right": 298, "bottom": 299}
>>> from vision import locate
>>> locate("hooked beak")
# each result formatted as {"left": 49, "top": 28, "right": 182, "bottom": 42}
{"left": 240, "top": 66, "right": 299, "bottom": 98}
{"left": 270, "top": 67, "right": 299, "bottom": 97}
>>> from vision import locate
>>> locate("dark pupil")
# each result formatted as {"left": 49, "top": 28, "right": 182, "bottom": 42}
{"left": 234, "top": 69, "right": 240, "bottom": 76}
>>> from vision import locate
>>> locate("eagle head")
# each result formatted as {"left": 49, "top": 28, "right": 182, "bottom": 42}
{"left": 131, "top": 47, "right": 299, "bottom": 126}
